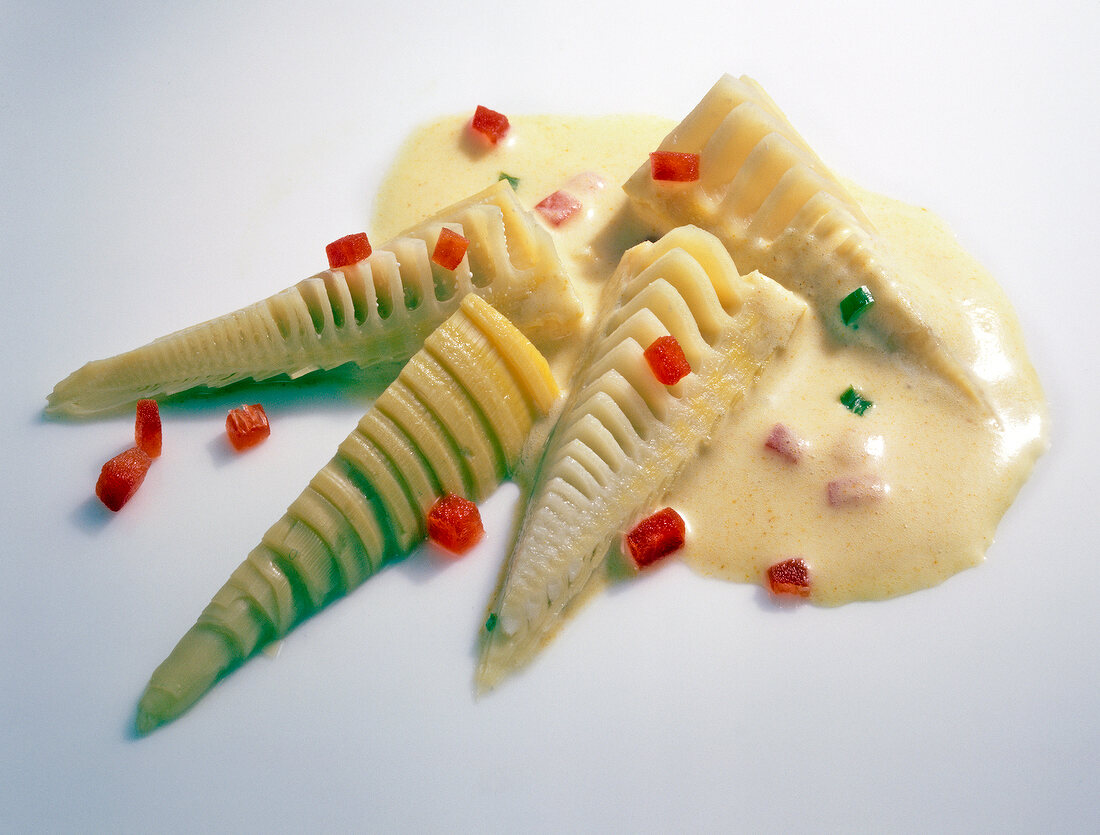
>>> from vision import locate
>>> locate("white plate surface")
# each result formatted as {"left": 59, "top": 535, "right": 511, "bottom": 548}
{"left": 3, "top": 2, "right": 1098, "bottom": 832}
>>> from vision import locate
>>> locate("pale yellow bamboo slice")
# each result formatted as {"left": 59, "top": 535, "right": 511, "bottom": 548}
{"left": 136, "top": 294, "right": 559, "bottom": 734}
{"left": 623, "top": 74, "right": 983, "bottom": 404}
{"left": 477, "top": 226, "right": 806, "bottom": 690}
{"left": 48, "top": 181, "right": 580, "bottom": 417}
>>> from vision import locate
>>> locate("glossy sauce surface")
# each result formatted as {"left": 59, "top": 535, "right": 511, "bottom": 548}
{"left": 373, "top": 114, "right": 1048, "bottom": 605}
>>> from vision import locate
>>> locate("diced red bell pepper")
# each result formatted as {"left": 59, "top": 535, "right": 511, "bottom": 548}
{"left": 644, "top": 335, "right": 692, "bottom": 385}
{"left": 96, "top": 446, "right": 152, "bottom": 512}
{"left": 326, "top": 233, "right": 372, "bottom": 269}
{"left": 766, "top": 557, "right": 811, "bottom": 597}
{"left": 135, "top": 399, "right": 162, "bottom": 458}
{"left": 534, "top": 190, "right": 583, "bottom": 227}
{"left": 625, "top": 507, "right": 686, "bottom": 569}
{"left": 649, "top": 151, "right": 700, "bottom": 182}
{"left": 764, "top": 423, "right": 804, "bottom": 464}
{"left": 470, "top": 105, "right": 510, "bottom": 145}
{"left": 432, "top": 227, "right": 469, "bottom": 271}
{"left": 225, "top": 404, "right": 270, "bottom": 451}
{"left": 427, "top": 493, "right": 484, "bottom": 555}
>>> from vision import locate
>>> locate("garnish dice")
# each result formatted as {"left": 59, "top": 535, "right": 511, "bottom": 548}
{"left": 840, "top": 385, "right": 873, "bottom": 416}
{"left": 471, "top": 105, "right": 510, "bottom": 145}
{"left": 326, "top": 233, "right": 372, "bottom": 269}
{"left": 839, "top": 286, "right": 875, "bottom": 327}
{"left": 96, "top": 447, "right": 152, "bottom": 512}
{"left": 135, "top": 399, "right": 162, "bottom": 458}
{"left": 535, "top": 190, "right": 583, "bottom": 227}
{"left": 764, "top": 423, "right": 804, "bottom": 464}
{"left": 767, "top": 558, "right": 811, "bottom": 597}
{"left": 226, "top": 404, "right": 270, "bottom": 451}
{"left": 644, "top": 335, "right": 692, "bottom": 385}
{"left": 432, "top": 227, "right": 469, "bottom": 271}
{"left": 427, "top": 493, "right": 485, "bottom": 555}
{"left": 649, "top": 151, "right": 700, "bottom": 182}
{"left": 625, "top": 507, "right": 686, "bottom": 569}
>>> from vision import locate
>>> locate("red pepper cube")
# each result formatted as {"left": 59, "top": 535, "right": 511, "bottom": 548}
{"left": 225, "top": 404, "right": 270, "bottom": 451}
{"left": 644, "top": 335, "right": 692, "bottom": 385}
{"left": 535, "top": 190, "right": 583, "bottom": 227}
{"left": 470, "top": 105, "right": 510, "bottom": 145}
{"left": 326, "top": 233, "right": 372, "bottom": 269}
{"left": 96, "top": 446, "right": 152, "bottom": 512}
{"left": 649, "top": 151, "right": 700, "bottom": 182}
{"left": 427, "top": 493, "right": 485, "bottom": 555}
{"left": 766, "top": 557, "right": 811, "bottom": 597}
{"left": 135, "top": 399, "right": 162, "bottom": 458}
{"left": 432, "top": 227, "right": 469, "bottom": 271}
{"left": 625, "top": 507, "right": 686, "bottom": 569}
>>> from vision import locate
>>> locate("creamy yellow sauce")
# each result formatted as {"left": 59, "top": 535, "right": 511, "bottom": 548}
{"left": 372, "top": 114, "right": 1048, "bottom": 605}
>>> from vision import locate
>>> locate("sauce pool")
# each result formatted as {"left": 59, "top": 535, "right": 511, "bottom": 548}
{"left": 372, "top": 113, "right": 1048, "bottom": 605}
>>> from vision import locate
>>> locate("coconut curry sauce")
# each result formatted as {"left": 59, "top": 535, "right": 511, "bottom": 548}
{"left": 371, "top": 113, "right": 1048, "bottom": 605}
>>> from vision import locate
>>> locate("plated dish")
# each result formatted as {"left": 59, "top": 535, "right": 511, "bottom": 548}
{"left": 47, "top": 74, "right": 1048, "bottom": 732}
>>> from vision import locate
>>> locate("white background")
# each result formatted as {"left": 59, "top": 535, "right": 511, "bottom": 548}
{"left": 3, "top": 1, "right": 1098, "bottom": 832}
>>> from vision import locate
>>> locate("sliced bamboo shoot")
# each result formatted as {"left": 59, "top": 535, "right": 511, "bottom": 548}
{"left": 48, "top": 181, "right": 580, "bottom": 417}
{"left": 477, "top": 226, "right": 806, "bottom": 690}
{"left": 623, "top": 74, "right": 983, "bottom": 404}
{"left": 136, "top": 294, "right": 559, "bottom": 734}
